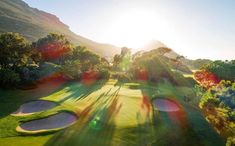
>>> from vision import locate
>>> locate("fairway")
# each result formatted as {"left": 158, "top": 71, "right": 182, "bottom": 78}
{"left": 0, "top": 79, "right": 225, "bottom": 146}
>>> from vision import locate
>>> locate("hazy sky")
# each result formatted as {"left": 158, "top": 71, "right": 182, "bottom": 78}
{"left": 23, "top": 0, "right": 235, "bottom": 60}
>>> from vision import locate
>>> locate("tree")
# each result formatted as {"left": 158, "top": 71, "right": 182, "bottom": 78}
{"left": 0, "top": 32, "right": 31, "bottom": 69}
{"left": 112, "top": 47, "right": 131, "bottom": 71}
{"left": 199, "top": 81, "right": 235, "bottom": 145}
{"left": 0, "top": 68, "right": 20, "bottom": 88}
{"left": 112, "top": 54, "right": 122, "bottom": 70}
{"left": 121, "top": 47, "right": 131, "bottom": 57}
{"left": 173, "top": 55, "right": 185, "bottom": 71}
{"left": 34, "top": 33, "right": 73, "bottom": 64}
{"left": 156, "top": 47, "right": 172, "bottom": 56}
{"left": 202, "top": 60, "right": 235, "bottom": 81}
{"left": 61, "top": 60, "right": 81, "bottom": 80}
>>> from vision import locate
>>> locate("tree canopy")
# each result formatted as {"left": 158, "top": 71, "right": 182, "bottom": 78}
{"left": 33, "top": 33, "right": 73, "bottom": 64}
{"left": 202, "top": 60, "right": 235, "bottom": 81}
{"left": 0, "top": 32, "right": 31, "bottom": 69}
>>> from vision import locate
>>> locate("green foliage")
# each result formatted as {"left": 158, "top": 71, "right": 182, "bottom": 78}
{"left": 38, "top": 62, "right": 61, "bottom": 78}
{"left": 34, "top": 33, "right": 73, "bottom": 64}
{"left": 60, "top": 60, "right": 81, "bottom": 80}
{"left": 172, "top": 71, "right": 196, "bottom": 87}
{"left": 199, "top": 81, "right": 235, "bottom": 109}
{"left": 0, "top": 68, "right": 20, "bottom": 88}
{"left": 0, "top": 0, "right": 120, "bottom": 59}
{"left": 131, "top": 49, "right": 193, "bottom": 86}
{"left": 0, "top": 32, "right": 31, "bottom": 69}
{"left": 226, "top": 136, "right": 235, "bottom": 146}
{"left": 97, "top": 68, "right": 110, "bottom": 80}
{"left": 112, "top": 47, "right": 131, "bottom": 71}
{"left": 184, "top": 59, "right": 212, "bottom": 70}
{"left": 199, "top": 81, "right": 235, "bottom": 144}
{"left": 202, "top": 60, "right": 235, "bottom": 81}
{"left": 112, "top": 54, "right": 122, "bottom": 70}
{"left": 16, "top": 65, "right": 40, "bottom": 86}
{"left": 60, "top": 45, "right": 110, "bottom": 81}
{"left": 72, "top": 46, "right": 100, "bottom": 64}
{"left": 132, "top": 52, "right": 171, "bottom": 82}
{"left": 72, "top": 46, "right": 102, "bottom": 70}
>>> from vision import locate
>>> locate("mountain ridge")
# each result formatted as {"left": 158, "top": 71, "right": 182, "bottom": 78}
{"left": 0, "top": 0, "right": 120, "bottom": 60}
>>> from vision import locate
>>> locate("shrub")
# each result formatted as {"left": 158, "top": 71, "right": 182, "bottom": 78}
{"left": 38, "top": 62, "right": 62, "bottom": 81}
{"left": 199, "top": 81, "right": 235, "bottom": 144}
{"left": 97, "top": 68, "right": 110, "bottom": 80}
{"left": 16, "top": 65, "right": 40, "bottom": 87}
{"left": 60, "top": 60, "right": 82, "bottom": 80}
{"left": 0, "top": 69, "right": 20, "bottom": 88}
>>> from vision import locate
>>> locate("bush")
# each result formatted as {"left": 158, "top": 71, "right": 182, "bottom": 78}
{"left": 0, "top": 69, "right": 20, "bottom": 88}
{"left": 199, "top": 81, "right": 235, "bottom": 144}
{"left": 97, "top": 68, "right": 110, "bottom": 80}
{"left": 14, "top": 65, "right": 40, "bottom": 85}
{"left": 60, "top": 60, "right": 82, "bottom": 80}
{"left": 37, "top": 62, "right": 62, "bottom": 81}
{"left": 39, "top": 62, "right": 61, "bottom": 77}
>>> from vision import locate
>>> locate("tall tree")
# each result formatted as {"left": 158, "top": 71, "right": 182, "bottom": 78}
{"left": 119, "top": 47, "right": 132, "bottom": 71}
{"left": 34, "top": 33, "right": 73, "bottom": 64}
{"left": 0, "top": 32, "right": 31, "bottom": 69}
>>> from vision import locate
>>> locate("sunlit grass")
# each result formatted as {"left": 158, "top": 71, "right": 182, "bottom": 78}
{"left": 0, "top": 79, "right": 226, "bottom": 146}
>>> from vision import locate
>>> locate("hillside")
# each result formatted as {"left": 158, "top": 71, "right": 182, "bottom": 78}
{"left": 0, "top": 0, "right": 120, "bottom": 60}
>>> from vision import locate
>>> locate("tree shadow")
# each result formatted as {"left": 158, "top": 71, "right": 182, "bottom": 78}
{"left": 0, "top": 79, "right": 68, "bottom": 119}
{"left": 43, "top": 81, "right": 158, "bottom": 146}
{"left": 44, "top": 86, "right": 122, "bottom": 146}
{"left": 57, "top": 80, "right": 107, "bottom": 104}
{"left": 138, "top": 82, "right": 211, "bottom": 146}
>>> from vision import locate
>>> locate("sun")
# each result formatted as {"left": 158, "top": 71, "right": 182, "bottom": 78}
{"left": 106, "top": 8, "right": 168, "bottom": 51}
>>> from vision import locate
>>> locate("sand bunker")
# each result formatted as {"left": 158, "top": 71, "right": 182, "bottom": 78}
{"left": 12, "top": 100, "right": 57, "bottom": 116}
{"left": 153, "top": 99, "right": 180, "bottom": 112}
{"left": 16, "top": 112, "right": 77, "bottom": 134}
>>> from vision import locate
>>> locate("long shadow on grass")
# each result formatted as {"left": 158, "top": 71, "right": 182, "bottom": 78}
{"left": 0, "top": 79, "right": 68, "bottom": 119}
{"left": 45, "top": 82, "right": 156, "bottom": 146}
{"left": 57, "top": 80, "right": 107, "bottom": 104}
{"left": 138, "top": 81, "right": 225, "bottom": 146}
{"left": 44, "top": 86, "right": 122, "bottom": 146}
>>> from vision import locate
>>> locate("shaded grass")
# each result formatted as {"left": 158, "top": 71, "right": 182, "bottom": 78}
{"left": 0, "top": 79, "right": 226, "bottom": 146}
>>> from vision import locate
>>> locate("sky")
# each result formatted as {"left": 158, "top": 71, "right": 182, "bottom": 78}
{"left": 23, "top": 0, "right": 235, "bottom": 60}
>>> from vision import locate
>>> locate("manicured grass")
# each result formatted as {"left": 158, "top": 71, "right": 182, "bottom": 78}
{"left": 0, "top": 79, "right": 225, "bottom": 146}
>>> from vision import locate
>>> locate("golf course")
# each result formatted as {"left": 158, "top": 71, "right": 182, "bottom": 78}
{"left": 0, "top": 0, "right": 235, "bottom": 145}
{"left": 0, "top": 79, "right": 226, "bottom": 146}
